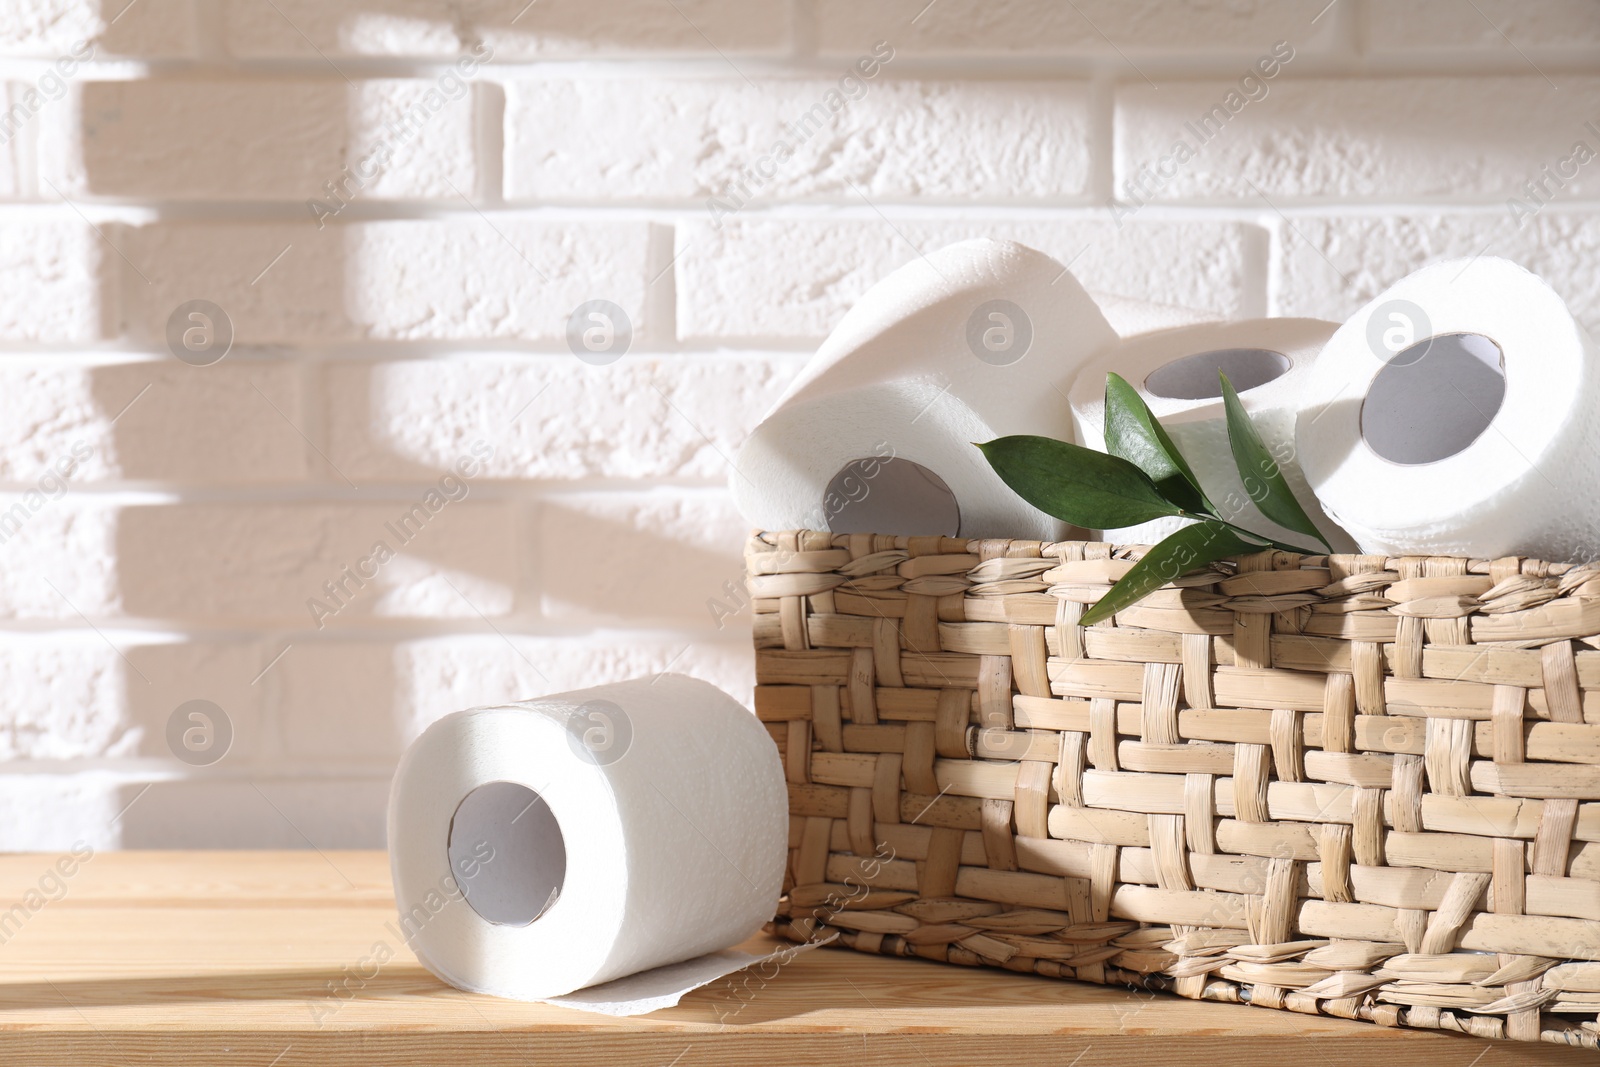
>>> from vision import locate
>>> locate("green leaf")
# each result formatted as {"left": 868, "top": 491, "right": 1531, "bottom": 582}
{"left": 1102, "top": 372, "right": 1212, "bottom": 516}
{"left": 1253, "top": 533, "right": 1329, "bottom": 554}
{"left": 1220, "top": 373, "right": 1333, "bottom": 552}
{"left": 1079, "top": 521, "right": 1262, "bottom": 626}
{"left": 977, "top": 435, "right": 1183, "bottom": 529}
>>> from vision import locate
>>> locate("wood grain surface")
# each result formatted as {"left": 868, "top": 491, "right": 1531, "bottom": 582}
{"left": 0, "top": 850, "right": 1588, "bottom": 1066}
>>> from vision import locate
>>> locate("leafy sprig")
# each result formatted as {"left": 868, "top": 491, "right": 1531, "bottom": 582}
{"left": 978, "top": 372, "right": 1332, "bottom": 626}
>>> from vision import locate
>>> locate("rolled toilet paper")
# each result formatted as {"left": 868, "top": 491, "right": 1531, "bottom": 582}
{"left": 731, "top": 238, "right": 1119, "bottom": 540}
{"left": 1069, "top": 318, "right": 1354, "bottom": 551}
{"left": 387, "top": 673, "right": 791, "bottom": 1012}
{"left": 1296, "top": 257, "right": 1600, "bottom": 561}
{"left": 1089, "top": 290, "right": 1219, "bottom": 338}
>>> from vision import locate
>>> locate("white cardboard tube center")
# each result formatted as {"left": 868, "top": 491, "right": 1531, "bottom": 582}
{"left": 448, "top": 780, "right": 567, "bottom": 927}
{"left": 1360, "top": 332, "right": 1506, "bottom": 465}
{"left": 1143, "top": 347, "right": 1292, "bottom": 400}
{"left": 824, "top": 456, "right": 961, "bottom": 536}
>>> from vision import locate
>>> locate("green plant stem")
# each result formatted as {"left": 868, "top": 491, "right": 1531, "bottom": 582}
{"left": 1162, "top": 509, "right": 1321, "bottom": 557}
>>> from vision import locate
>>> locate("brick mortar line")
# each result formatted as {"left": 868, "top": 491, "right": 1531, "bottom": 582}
{"left": 0, "top": 622, "right": 755, "bottom": 639}
{"left": 0, "top": 345, "right": 818, "bottom": 357}
{"left": 2, "top": 53, "right": 1597, "bottom": 79}
{"left": 0, "top": 766, "right": 401, "bottom": 779}
{"left": 0, "top": 203, "right": 1585, "bottom": 221}
{"left": 0, "top": 482, "right": 744, "bottom": 494}
{"left": 1263, "top": 212, "right": 1288, "bottom": 318}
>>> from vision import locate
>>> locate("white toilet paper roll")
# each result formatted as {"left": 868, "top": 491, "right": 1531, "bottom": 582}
{"left": 1069, "top": 318, "right": 1354, "bottom": 551}
{"left": 387, "top": 674, "right": 789, "bottom": 1008}
{"left": 1089, "top": 290, "right": 1219, "bottom": 338}
{"left": 1296, "top": 257, "right": 1600, "bottom": 561}
{"left": 731, "top": 238, "right": 1118, "bottom": 540}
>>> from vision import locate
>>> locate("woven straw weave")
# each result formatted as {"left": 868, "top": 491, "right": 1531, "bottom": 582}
{"left": 749, "top": 529, "right": 1600, "bottom": 1048}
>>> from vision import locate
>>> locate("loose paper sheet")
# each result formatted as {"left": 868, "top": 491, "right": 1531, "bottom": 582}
{"left": 540, "top": 936, "right": 834, "bottom": 1017}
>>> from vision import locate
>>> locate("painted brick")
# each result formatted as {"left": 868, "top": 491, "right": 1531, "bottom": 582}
{"left": 3, "top": 498, "right": 514, "bottom": 626}
{"left": 323, "top": 355, "right": 802, "bottom": 482}
{"left": 1115, "top": 76, "right": 1600, "bottom": 202}
{"left": 0, "top": 636, "right": 267, "bottom": 762}
{"left": 537, "top": 491, "right": 749, "bottom": 626}
{"left": 223, "top": 0, "right": 788, "bottom": 57}
{"left": 1362, "top": 0, "right": 1600, "bottom": 52}
{"left": 0, "top": 636, "right": 134, "bottom": 761}
{"left": 113, "top": 501, "right": 517, "bottom": 623}
{"left": 127, "top": 639, "right": 273, "bottom": 763}
{"left": 278, "top": 635, "right": 754, "bottom": 760}
{"left": 0, "top": 0, "right": 194, "bottom": 57}
{"left": 0, "top": 774, "right": 124, "bottom": 850}
{"left": 0, "top": 500, "right": 118, "bottom": 620}
{"left": 0, "top": 359, "right": 306, "bottom": 485}
{"left": 1273, "top": 209, "right": 1600, "bottom": 336}
{"left": 43, "top": 80, "right": 476, "bottom": 201}
{"left": 815, "top": 0, "right": 1334, "bottom": 56}
{"left": 125, "top": 220, "right": 654, "bottom": 344}
{"left": 115, "top": 778, "right": 390, "bottom": 848}
{"left": 675, "top": 218, "right": 1263, "bottom": 342}
{"left": 0, "top": 221, "right": 112, "bottom": 342}
{"left": 505, "top": 78, "right": 1092, "bottom": 202}
{"left": 0, "top": 84, "right": 32, "bottom": 197}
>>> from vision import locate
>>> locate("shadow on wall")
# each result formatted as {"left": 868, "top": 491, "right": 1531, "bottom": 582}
{"left": 0, "top": 1, "right": 790, "bottom": 854}
{"left": 536, "top": 501, "right": 754, "bottom": 628}
{"left": 60, "top": 222, "right": 756, "bottom": 847}
{"left": 213, "top": 0, "right": 785, "bottom": 58}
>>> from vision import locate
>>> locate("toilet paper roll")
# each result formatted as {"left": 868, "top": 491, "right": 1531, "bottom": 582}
{"left": 731, "top": 238, "right": 1118, "bottom": 540}
{"left": 387, "top": 674, "right": 791, "bottom": 1012}
{"left": 1069, "top": 318, "right": 1354, "bottom": 551}
{"left": 1089, "top": 290, "right": 1219, "bottom": 338}
{"left": 1296, "top": 257, "right": 1600, "bottom": 561}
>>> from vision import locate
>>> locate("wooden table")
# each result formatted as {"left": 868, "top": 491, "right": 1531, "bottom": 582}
{"left": 0, "top": 851, "right": 1590, "bottom": 1066}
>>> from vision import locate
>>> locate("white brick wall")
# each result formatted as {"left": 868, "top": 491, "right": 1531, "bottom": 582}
{"left": 503, "top": 78, "right": 1095, "bottom": 201}
{"left": 1115, "top": 76, "right": 1600, "bottom": 201}
{"left": 0, "top": 0, "right": 1596, "bottom": 848}
{"left": 44, "top": 79, "right": 480, "bottom": 200}
{"left": 124, "top": 220, "right": 658, "bottom": 344}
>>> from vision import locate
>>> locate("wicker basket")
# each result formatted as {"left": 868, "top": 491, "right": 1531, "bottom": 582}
{"left": 749, "top": 529, "right": 1600, "bottom": 1048}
